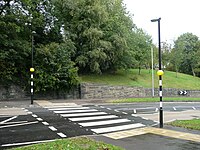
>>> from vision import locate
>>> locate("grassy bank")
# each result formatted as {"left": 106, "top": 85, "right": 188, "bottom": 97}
{"left": 10, "top": 137, "right": 124, "bottom": 150}
{"left": 111, "top": 97, "right": 200, "bottom": 103}
{"left": 80, "top": 69, "right": 200, "bottom": 90}
{"left": 168, "top": 119, "right": 200, "bottom": 131}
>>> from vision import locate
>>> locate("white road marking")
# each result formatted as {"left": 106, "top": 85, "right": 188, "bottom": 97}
{"left": 91, "top": 123, "right": 145, "bottom": 134}
{"left": 32, "top": 114, "right": 38, "bottom": 118}
{"left": 122, "top": 112, "right": 128, "bottom": 115}
{"left": 54, "top": 109, "right": 98, "bottom": 114}
{"left": 49, "top": 126, "right": 57, "bottom": 131}
{"left": 27, "top": 112, "right": 33, "bottom": 114}
{"left": 114, "top": 110, "right": 120, "bottom": 112}
{"left": 79, "top": 119, "right": 131, "bottom": 127}
{"left": 107, "top": 108, "right": 112, "bottom": 110}
{"left": 49, "top": 107, "right": 90, "bottom": 111}
{"left": 2, "top": 139, "right": 56, "bottom": 147}
{"left": 69, "top": 115, "right": 118, "bottom": 121}
{"left": 173, "top": 107, "right": 177, "bottom": 111}
{"left": 133, "top": 109, "right": 137, "bottom": 114}
{"left": 44, "top": 105, "right": 82, "bottom": 108}
{"left": 155, "top": 108, "right": 158, "bottom": 112}
{"left": 61, "top": 112, "right": 107, "bottom": 117}
{"left": 36, "top": 118, "right": 43, "bottom": 121}
{"left": 0, "top": 121, "right": 27, "bottom": 125}
{"left": 192, "top": 107, "right": 196, "bottom": 110}
{"left": 0, "top": 116, "right": 17, "bottom": 124}
{"left": 57, "top": 132, "right": 67, "bottom": 138}
{"left": 0, "top": 121, "right": 38, "bottom": 129}
{"left": 42, "top": 122, "right": 49, "bottom": 125}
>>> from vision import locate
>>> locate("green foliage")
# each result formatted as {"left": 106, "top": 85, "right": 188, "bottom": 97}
{"left": 35, "top": 42, "right": 79, "bottom": 92}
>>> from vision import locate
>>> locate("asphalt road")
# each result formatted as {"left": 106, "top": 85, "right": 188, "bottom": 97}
{"left": 0, "top": 101, "right": 200, "bottom": 149}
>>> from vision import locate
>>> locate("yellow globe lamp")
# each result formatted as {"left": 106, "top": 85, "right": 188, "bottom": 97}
{"left": 157, "top": 70, "right": 164, "bottom": 76}
{"left": 30, "top": 68, "right": 35, "bottom": 72}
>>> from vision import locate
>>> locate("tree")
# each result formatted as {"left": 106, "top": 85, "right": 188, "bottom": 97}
{"left": 173, "top": 33, "right": 200, "bottom": 76}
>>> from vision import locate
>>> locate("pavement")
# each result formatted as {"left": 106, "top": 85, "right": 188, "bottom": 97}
{"left": 0, "top": 99, "right": 200, "bottom": 150}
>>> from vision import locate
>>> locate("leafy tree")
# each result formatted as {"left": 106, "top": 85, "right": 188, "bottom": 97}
{"left": 34, "top": 42, "right": 79, "bottom": 92}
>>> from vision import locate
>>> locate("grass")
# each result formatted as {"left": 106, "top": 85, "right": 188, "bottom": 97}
{"left": 10, "top": 137, "right": 124, "bottom": 150}
{"left": 80, "top": 69, "right": 200, "bottom": 90}
{"left": 111, "top": 97, "right": 200, "bottom": 103}
{"left": 168, "top": 119, "right": 200, "bottom": 131}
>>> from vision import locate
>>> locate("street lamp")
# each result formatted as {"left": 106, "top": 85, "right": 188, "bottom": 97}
{"left": 30, "top": 31, "right": 36, "bottom": 104}
{"left": 151, "top": 18, "right": 164, "bottom": 128}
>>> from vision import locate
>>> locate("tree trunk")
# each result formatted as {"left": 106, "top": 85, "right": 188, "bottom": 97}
{"left": 192, "top": 67, "right": 196, "bottom": 77}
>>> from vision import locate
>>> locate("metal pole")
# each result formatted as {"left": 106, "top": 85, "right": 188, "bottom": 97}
{"left": 30, "top": 31, "right": 35, "bottom": 105}
{"left": 151, "top": 18, "right": 163, "bottom": 128}
{"left": 157, "top": 18, "right": 163, "bottom": 128}
{"left": 151, "top": 47, "right": 154, "bottom": 97}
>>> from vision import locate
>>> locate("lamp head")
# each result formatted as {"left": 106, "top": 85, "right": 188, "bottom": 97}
{"left": 151, "top": 18, "right": 161, "bottom": 22}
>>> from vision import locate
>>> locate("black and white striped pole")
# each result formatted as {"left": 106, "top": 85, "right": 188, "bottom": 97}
{"left": 30, "top": 31, "right": 35, "bottom": 105}
{"left": 151, "top": 18, "right": 164, "bottom": 128}
{"left": 30, "top": 67, "right": 34, "bottom": 104}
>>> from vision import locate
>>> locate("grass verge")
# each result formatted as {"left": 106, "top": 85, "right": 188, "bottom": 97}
{"left": 168, "top": 119, "right": 200, "bottom": 131}
{"left": 10, "top": 137, "right": 124, "bottom": 150}
{"left": 111, "top": 97, "right": 200, "bottom": 103}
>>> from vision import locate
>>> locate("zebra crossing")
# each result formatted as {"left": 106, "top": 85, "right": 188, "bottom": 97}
{"left": 45, "top": 105, "right": 146, "bottom": 135}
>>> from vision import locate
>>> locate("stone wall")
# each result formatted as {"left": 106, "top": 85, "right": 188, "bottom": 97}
{"left": 1, "top": 83, "right": 200, "bottom": 100}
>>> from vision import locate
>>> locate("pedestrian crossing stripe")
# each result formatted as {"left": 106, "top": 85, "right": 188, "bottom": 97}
{"left": 91, "top": 123, "right": 145, "bottom": 134}
{"left": 49, "top": 107, "right": 90, "bottom": 111}
{"left": 69, "top": 115, "right": 118, "bottom": 121}
{"left": 54, "top": 109, "right": 98, "bottom": 114}
{"left": 61, "top": 112, "right": 107, "bottom": 117}
{"left": 79, "top": 118, "right": 131, "bottom": 127}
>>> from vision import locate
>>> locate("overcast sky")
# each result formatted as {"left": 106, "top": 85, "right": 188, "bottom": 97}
{"left": 123, "top": 0, "right": 200, "bottom": 44}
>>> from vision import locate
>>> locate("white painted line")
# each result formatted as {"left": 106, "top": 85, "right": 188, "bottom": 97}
{"left": 44, "top": 105, "right": 82, "bottom": 108}
{"left": 192, "top": 107, "right": 196, "bottom": 110}
{"left": 49, "top": 126, "right": 57, "bottom": 131}
{"left": 122, "top": 112, "right": 128, "bottom": 115}
{"left": 27, "top": 112, "right": 33, "bottom": 114}
{"left": 32, "top": 114, "right": 38, "bottom": 118}
{"left": 54, "top": 109, "right": 98, "bottom": 114}
{"left": 57, "top": 132, "right": 67, "bottom": 138}
{"left": 2, "top": 139, "right": 56, "bottom": 147}
{"left": 155, "top": 108, "right": 158, "bottom": 112}
{"left": 0, "top": 121, "right": 38, "bottom": 129}
{"left": 49, "top": 107, "right": 90, "bottom": 111}
{"left": 107, "top": 108, "right": 112, "bottom": 110}
{"left": 61, "top": 112, "right": 107, "bottom": 117}
{"left": 24, "top": 109, "right": 29, "bottom": 112}
{"left": 0, "top": 116, "right": 17, "bottom": 124}
{"left": 131, "top": 114, "right": 138, "bottom": 117}
{"left": 36, "top": 118, "right": 43, "bottom": 121}
{"left": 0, "top": 121, "right": 28, "bottom": 125}
{"left": 91, "top": 123, "right": 145, "bottom": 134}
{"left": 42, "top": 122, "right": 49, "bottom": 125}
{"left": 114, "top": 110, "right": 120, "bottom": 112}
{"left": 173, "top": 107, "right": 177, "bottom": 111}
{"left": 133, "top": 109, "right": 137, "bottom": 114}
{"left": 69, "top": 115, "right": 118, "bottom": 121}
{"left": 79, "top": 119, "right": 131, "bottom": 127}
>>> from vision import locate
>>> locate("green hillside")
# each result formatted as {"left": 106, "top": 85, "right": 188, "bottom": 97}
{"left": 80, "top": 69, "right": 200, "bottom": 90}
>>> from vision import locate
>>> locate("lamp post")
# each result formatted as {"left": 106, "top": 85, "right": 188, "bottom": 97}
{"left": 30, "top": 31, "right": 36, "bottom": 104}
{"left": 151, "top": 18, "right": 164, "bottom": 128}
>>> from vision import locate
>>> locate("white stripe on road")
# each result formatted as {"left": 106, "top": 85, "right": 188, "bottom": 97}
{"left": 192, "top": 107, "right": 196, "bottom": 110}
{"left": 49, "top": 107, "right": 90, "bottom": 111}
{"left": 0, "top": 121, "right": 27, "bottom": 125}
{"left": 57, "top": 132, "right": 67, "bottom": 138}
{"left": 69, "top": 115, "right": 118, "bottom": 121}
{"left": 49, "top": 126, "right": 57, "bottom": 131}
{"left": 61, "top": 112, "right": 107, "bottom": 117}
{"left": 91, "top": 123, "right": 145, "bottom": 134}
{"left": 54, "top": 109, "right": 98, "bottom": 114}
{"left": 42, "top": 122, "right": 49, "bottom": 125}
{"left": 79, "top": 119, "right": 131, "bottom": 127}
{"left": 32, "top": 114, "right": 38, "bottom": 118}
{"left": 36, "top": 118, "right": 43, "bottom": 121}
{"left": 173, "top": 107, "right": 177, "bottom": 111}
{"left": 0, "top": 116, "right": 17, "bottom": 124}
{"left": 0, "top": 121, "right": 38, "bottom": 129}
{"left": 44, "top": 105, "right": 82, "bottom": 108}
{"left": 2, "top": 139, "right": 56, "bottom": 147}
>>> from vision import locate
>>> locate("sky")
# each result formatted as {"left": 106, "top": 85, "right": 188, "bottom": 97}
{"left": 123, "top": 0, "right": 200, "bottom": 44}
